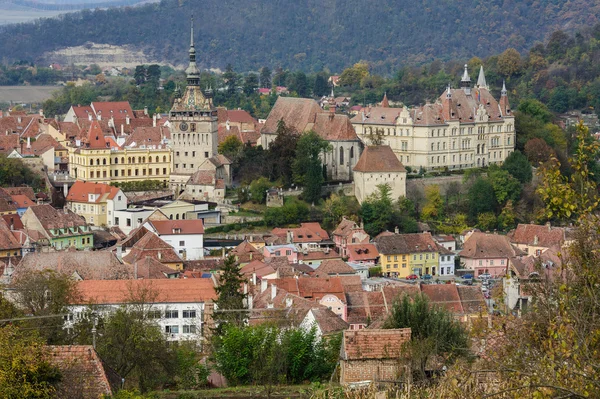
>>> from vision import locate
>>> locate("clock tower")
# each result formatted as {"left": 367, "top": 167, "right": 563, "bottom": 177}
{"left": 168, "top": 18, "right": 218, "bottom": 193}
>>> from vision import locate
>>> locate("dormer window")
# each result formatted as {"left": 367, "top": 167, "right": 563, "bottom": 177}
{"left": 173, "top": 228, "right": 182, "bottom": 234}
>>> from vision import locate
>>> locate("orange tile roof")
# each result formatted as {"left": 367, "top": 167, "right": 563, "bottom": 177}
{"left": 122, "top": 232, "right": 181, "bottom": 264}
{"left": 346, "top": 243, "right": 379, "bottom": 261}
{"left": 10, "top": 194, "right": 33, "bottom": 208}
{"left": 75, "top": 278, "right": 216, "bottom": 304}
{"left": 342, "top": 329, "right": 411, "bottom": 360}
{"left": 86, "top": 121, "right": 108, "bottom": 149}
{"left": 91, "top": 101, "right": 133, "bottom": 118}
{"left": 507, "top": 223, "right": 566, "bottom": 248}
{"left": 66, "top": 181, "right": 121, "bottom": 203}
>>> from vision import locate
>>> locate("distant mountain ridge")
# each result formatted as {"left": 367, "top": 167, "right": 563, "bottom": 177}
{"left": 0, "top": 0, "right": 598, "bottom": 72}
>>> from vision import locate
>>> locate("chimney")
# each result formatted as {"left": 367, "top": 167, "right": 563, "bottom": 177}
{"left": 546, "top": 222, "right": 551, "bottom": 231}
{"left": 249, "top": 252, "right": 253, "bottom": 261}
{"left": 153, "top": 114, "right": 157, "bottom": 128}
{"left": 63, "top": 205, "right": 68, "bottom": 214}
{"left": 144, "top": 106, "right": 148, "bottom": 116}
{"left": 9, "top": 217, "right": 14, "bottom": 231}
{"left": 252, "top": 272, "right": 257, "bottom": 285}
{"left": 120, "top": 124, "right": 124, "bottom": 135}
{"left": 63, "top": 183, "right": 68, "bottom": 197}
{"left": 17, "top": 116, "right": 22, "bottom": 123}
{"left": 533, "top": 235, "right": 539, "bottom": 246}
{"left": 97, "top": 111, "right": 101, "bottom": 121}
{"left": 126, "top": 115, "right": 130, "bottom": 125}
{"left": 88, "top": 113, "right": 93, "bottom": 121}
{"left": 394, "top": 226, "right": 399, "bottom": 234}
{"left": 39, "top": 109, "right": 44, "bottom": 117}
{"left": 221, "top": 247, "right": 225, "bottom": 259}
{"left": 26, "top": 137, "right": 31, "bottom": 149}
{"left": 116, "top": 245, "right": 123, "bottom": 261}
{"left": 271, "top": 283, "right": 277, "bottom": 300}
{"left": 158, "top": 251, "right": 162, "bottom": 260}
{"left": 261, "top": 278, "right": 268, "bottom": 293}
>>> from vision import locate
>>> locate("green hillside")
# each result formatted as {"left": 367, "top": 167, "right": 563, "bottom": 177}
{"left": 0, "top": 0, "right": 599, "bottom": 72}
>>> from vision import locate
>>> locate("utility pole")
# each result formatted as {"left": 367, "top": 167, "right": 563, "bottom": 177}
{"left": 92, "top": 315, "right": 98, "bottom": 349}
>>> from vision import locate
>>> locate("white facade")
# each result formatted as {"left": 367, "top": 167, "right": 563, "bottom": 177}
{"left": 157, "top": 232, "right": 204, "bottom": 260}
{"left": 438, "top": 253, "right": 456, "bottom": 276}
{"left": 353, "top": 170, "right": 406, "bottom": 204}
{"left": 67, "top": 302, "right": 207, "bottom": 341}
{"left": 107, "top": 192, "right": 127, "bottom": 226}
{"left": 113, "top": 208, "right": 153, "bottom": 235}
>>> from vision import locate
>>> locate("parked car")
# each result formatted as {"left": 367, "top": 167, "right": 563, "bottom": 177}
{"left": 406, "top": 274, "right": 419, "bottom": 280}
{"left": 462, "top": 279, "right": 473, "bottom": 286}
{"left": 462, "top": 274, "right": 474, "bottom": 279}
{"left": 479, "top": 273, "right": 492, "bottom": 280}
{"left": 423, "top": 274, "right": 433, "bottom": 280}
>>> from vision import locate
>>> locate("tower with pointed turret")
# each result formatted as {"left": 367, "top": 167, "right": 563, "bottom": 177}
{"left": 168, "top": 18, "right": 219, "bottom": 193}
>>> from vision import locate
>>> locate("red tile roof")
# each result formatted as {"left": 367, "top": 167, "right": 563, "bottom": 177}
{"left": 122, "top": 232, "right": 182, "bottom": 264}
{"left": 375, "top": 232, "right": 439, "bottom": 254}
{"left": 313, "top": 112, "right": 358, "bottom": 141}
{"left": 316, "top": 259, "right": 355, "bottom": 275}
{"left": 353, "top": 145, "right": 406, "bottom": 173}
{"left": 2, "top": 214, "right": 23, "bottom": 230}
{"left": 4, "top": 186, "right": 35, "bottom": 201}
{"left": 230, "top": 240, "right": 264, "bottom": 263}
{"left": 420, "top": 283, "right": 463, "bottom": 313}
{"left": 239, "top": 260, "right": 276, "bottom": 278}
{"left": 28, "top": 204, "right": 88, "bottom": 231}
{"left": 10, "top": 194, "right": 33, "bottom": 209}
{"left": 0, "top": 133, "right": 19, "bottom": 155}
{"left": 47, "top": 345, "right": 120, "bottom": 397}
{"left": 270, "top": 277, "right": 346, "bottom": 302}
{"left": 346, "top": 243, "right": 379, "bottom": 262}
{"left": 91, "top": 101, "right": 133, "bottom": 119}
{"left": 66, "top": 181, "right": 121, "bottom": 203}
{"left": 86, "top": 121, "right": 108, "bottom": 149}
{"left": 123, "top": 126, "right": 170, "bottom": 148}
{"left": 459, "top": 232, "right": 524, "bottom": 259}
{"left": 271, "top": 222, "right": 329, "bottom": 243}
{"left": 507, "top": 223, "right": 565, "bottom": 248}
{"left": 147, "top": 219, "right": 204, "bottom": 235}
{"left": 0, "top": 218, "right": 21, "bottom": 250}
{"left": 342, "top": 329, "right": 411, "bottom": 360}
{"left": 75, "top": 278, "right": 216, "bottom": 304}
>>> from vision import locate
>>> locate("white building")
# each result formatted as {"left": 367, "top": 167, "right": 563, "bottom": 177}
{"left": 351, "top": 66, "right": 515, "bottom": 171}
{"left": 438, "top": 245, "right": 456, "bottom": 276}
{"left": 68, "top": 279, "right": 216, "bottom": 341}
{"left": 352, "top": 145, "right": 407, "bottom": 204}
{"left": 113, "top": 208, "right": 154, "bottom": 235}
{"left": 143, "top": 219, "right": 205, "bottom": 260}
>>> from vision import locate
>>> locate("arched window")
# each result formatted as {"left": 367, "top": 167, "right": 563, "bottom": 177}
{"left": 175, "top": 213, "right": 180, "bottom": 220}
{"left": 95, "top": 159, "right": 100, "bottom": 165}
{"left": 103, "top": 159, "right": 106, "bottom": 165}
{"left": 431, "top": 143, "right": 434, "bottom": 151}
{"left": 477, "top": 144, "right": 480, "bottom": 154}
{"left": 142, "top": 157, "right": 146, "bottom": 163}
{"left": 163, "top": 156, "right": 167, "bottom": 162}
{"left": 339, "top": 147, "right": 344, "bottom": 165}
{"left": 114, "top": 157, "right": 118, "bottom": 164}
{"left": 350, "top": 146, "right": 354, "bottom": 159}
{"left": 121, "top": 157, "right": 125, "bottom": 164}
{"left": 89, "top": 159, "right": 93, "bottom": 166}
{"left": 437, "top": 142, "right": 440, "bottom": 150}
{"left": 128, "top": 157, "right": 132, "bottom": 163}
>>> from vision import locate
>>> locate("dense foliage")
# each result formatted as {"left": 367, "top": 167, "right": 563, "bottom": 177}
{"left": 0, "top": 155, "right": 44, "bottom": 190}
{"left": 213, "top": 324, "right": 340, "bottom": 386}
{"left": 1, "top": 1, "right": 599, "bottom": 73}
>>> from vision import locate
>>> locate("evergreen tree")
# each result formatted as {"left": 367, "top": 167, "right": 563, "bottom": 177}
{"left": 292, "top": 130, "right": 330, "bottom": 203}
{"left": 222, "top": 64, "right": 238, "bottom": 96}
{"left": 243, "top": 73, "right": 259, "bottom": 96}
{"left": 214, "top": 256, "right": 247, "bottom": 330}
{"left": 313, "top": 73, "right": 329, "bottom": 97}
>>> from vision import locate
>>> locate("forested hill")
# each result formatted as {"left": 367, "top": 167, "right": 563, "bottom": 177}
{"left": 0, "top": 0, "right": 599, "bottom": 72}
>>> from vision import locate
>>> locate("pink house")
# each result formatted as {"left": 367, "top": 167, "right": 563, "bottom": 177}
{"left": 458, "top": 232, "right": 525, "bottom": 277}
{"left": 263, "top": 244, "right": 299, "bottom": 263}
{"left": 332, "top": 217, "right": 370, "bottom": 258}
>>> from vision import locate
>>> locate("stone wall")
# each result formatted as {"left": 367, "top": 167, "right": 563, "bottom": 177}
{"left": 406, "top": 174, "right": 470, "bottom": 202}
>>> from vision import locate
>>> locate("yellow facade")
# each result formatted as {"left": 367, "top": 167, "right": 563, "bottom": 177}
{"left": 0, "top": 249, "right": 20, "bottom": 258}
{"left": 381, "top": 250, "right": 439, "bottom": 277}
{"left": 68, "top": 201, "right": 108, "bottom": 226}
{"left": 69, "top": 147, "right": 172, "bottom": 185}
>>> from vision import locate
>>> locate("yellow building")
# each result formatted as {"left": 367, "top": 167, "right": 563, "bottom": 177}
{"left": 376, "top": 232, "right": 441, "bottom": 278}
{"left": 66, "top": 181, "right": 127, "bottom": 226}
{"left": 68, "top": 121, "right": 172, "bottom": 185}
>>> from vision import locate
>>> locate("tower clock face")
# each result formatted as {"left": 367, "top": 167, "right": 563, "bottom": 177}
{"left": 180, "top": 122, "right": 189, "bottom": 131}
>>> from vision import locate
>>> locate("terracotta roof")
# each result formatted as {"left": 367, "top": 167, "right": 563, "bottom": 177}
{"left": 10, "top": 194, "right": 33, "bottom": 209}
{"left": 375, "top": 232, "right": 439, "bottom": 254}
{"left": 86, "top": 121, "right": 109, "bottom": 149}
{"left": 188, "top": 170, "right": 216, "bottom": 185}
{"left": 0, "top": 218, "right": 21, "bottom": 250}
{"left": 57, "top": 121, "right": 81, "bottom": 140}
{"left": 122, "top": 232, "right": 181, "bottom": 264}
{"left": 420, "top": 283, "right": 463, "bottom": 313}
{"left": 332, "top": 218, "right": 360, "bottom": 237}
{"left": 123, "top": 126, "right": 170, "bottom": 148}
{"left": 316, "top": 259, "right": 355, "bottom": 275}
{"left": 309, "top": 307, "right": 349, "bottom": 334}
{"left": 271, "top": 222, "right": 329, "bottom": 243}
{"left": 270, "top": 277, "right": 346, "bottom": 302}
{"left": 231, "top": 240, "right": 264, "bottom": 263}
{"left": 0, "top": 133, "right": 19, "bottom": 154}
{"left": 0, "top": 115, "right": 37, "bottom": 137}
{"left": 261, "top": 97, "right": 322, "bottom": 135}
{"left": 129, "top": 256, "right": 181, "bottom": 279}
{"left": 14, "top": 251, "right": 130, "bottom": 280}
{"left": 380, "top": 93, "right": 390, "bottom": 108}
{"left": 338, "top": 275, "right": 363, "bottom": 293}
{"left": 341, "top": 329, "right": 411, "bottom": 360}
{"left": 147, "top": 219, "right": 204, "bottom": 235}
{"left": 507, "top": 223, "right": 566, "bottom": 248}
{"left": 75, "top": 278, "right": 216, "bottom": 304}
{"left": 47, "top": 345, "right": 120, "bottom": 398}
{"left": 297, "top": 249, "right": 341, "bottom": 261}
{"left": 183, "top": 258, "right": 224, "bottom": 272}
{"left": 91, "top": 101, "right": 133, "bottom": 119}
{"left": 459, "top": 232, "right": 524, "bottom": 259}
{"left": 209, "top": 154, "right": 232, "bottom": 167}
{"left": 346, "top": 243, "right": 379, "bottom": 261}
{"left": 350, "top": 107, "right": 403, "bottom": 126}
{"left": 312, "top": 113, "right": 359, "bottom": 141}
{"left": 27, "top": 204, "right": 88, "bottom": 231}
{"left": 0, "top": 198, "right": 17, "bottom": 213}
{"left": 4, "top": 186, "right": 35, "bottom": 201}
{"left": 66, "top": 181, "right": 121, "bottom": 203}
{"left": 239, "top": 260, "right": 276, "bottom": 278}
{"left": 71, "top": 105, "right": 94, "bottom": 119}
{"left": 353, "top": 145, "right": 406, "bottom": 173}
{"left": 2, "top": 214, "right": 23, "bottom": 230}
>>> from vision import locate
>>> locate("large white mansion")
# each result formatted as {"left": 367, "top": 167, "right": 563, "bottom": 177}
{"left": 351, "top": 65, "right": 515, "bottom": 171}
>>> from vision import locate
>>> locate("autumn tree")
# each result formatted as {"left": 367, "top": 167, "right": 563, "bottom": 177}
{"left": 421, "top": 185, "right": 444, "bottom": 220}
{"left": 0, "top": 326, "right": 61, "bottom": 398}
{"left": 338, "top": 62, "right": 369, "bottom": 87}
{"left": 524, "top": 137, "right": 556, "bottom": 165}
{"left": 497, "top": 48, "right": 522, "bottom": 77}
{"left": 218, "top": 135, "right": 243, "bottom": 159}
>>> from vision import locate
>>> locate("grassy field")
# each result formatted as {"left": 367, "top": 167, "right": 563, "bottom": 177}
{"left": 152, "top": 385, "right": 310, "bottom": 398}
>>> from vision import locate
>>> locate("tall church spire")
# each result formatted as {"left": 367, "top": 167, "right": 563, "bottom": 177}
{"left": 186, "top": 16, "right": 200, "bottom": 86}
{"left": 477, "top": 65, "right": 487, "bottom": 89}
{"left": 501, "top": 80, "right": 507, "bottom": 96}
